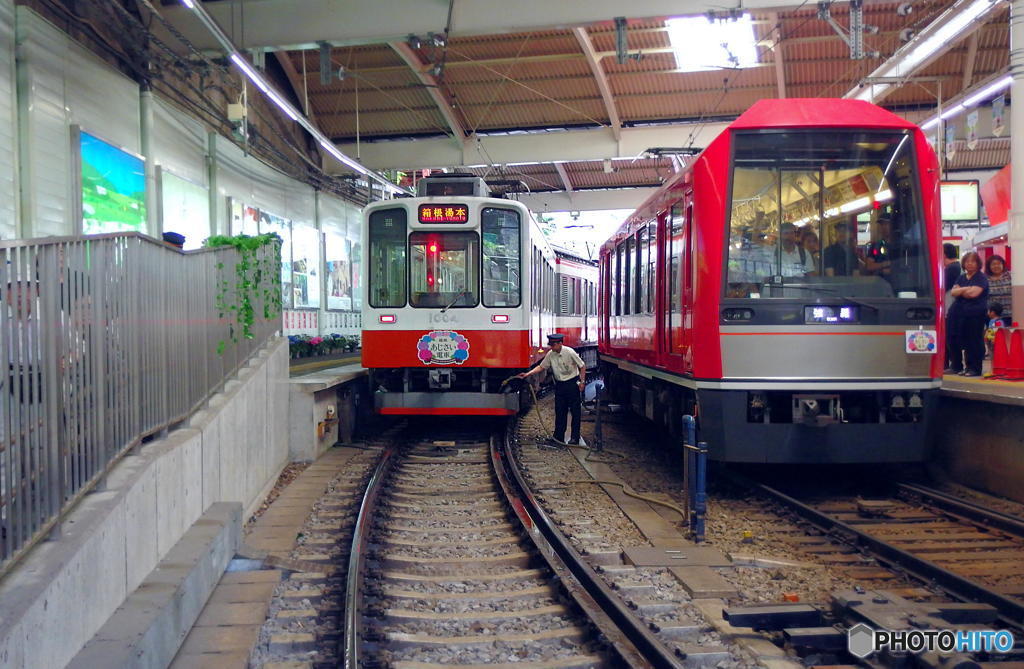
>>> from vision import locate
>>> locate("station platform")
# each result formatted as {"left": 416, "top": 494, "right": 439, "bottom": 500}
{"left": 169, "top": 446, "right": 361, "bottom": 669}
{"left": 940, "top": 362, "right": 1024, "bottom": 406}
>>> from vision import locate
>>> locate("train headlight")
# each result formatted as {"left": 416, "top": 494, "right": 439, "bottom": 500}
{"left": 379, "top": 314, "right": 397, "bottom": 324}
{"left": 491, "top": 314, "right": 510, "bottom": 323}
{"left": 722, "top": 308, "right": 754, "bottom": 322}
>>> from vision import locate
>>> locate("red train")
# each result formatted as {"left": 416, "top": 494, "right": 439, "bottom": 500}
{"left": 599, "top": 99, "right": 943, "bottom": 463}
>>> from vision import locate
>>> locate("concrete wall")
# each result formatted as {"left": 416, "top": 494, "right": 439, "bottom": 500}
{"left": 0, "top": 338, "right": 289, "bottom": 669}
{"left": 929, "top": 394, "right": 1024, "bottom": 505}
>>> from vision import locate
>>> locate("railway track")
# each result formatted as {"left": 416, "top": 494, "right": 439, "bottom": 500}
{"left": 342, "top": 420, "right": 682, "bottom": 668}
{"left": 729, "top": 472, "right": 1024, "bottom": 626}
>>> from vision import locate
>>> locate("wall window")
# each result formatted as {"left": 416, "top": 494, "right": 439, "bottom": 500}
{"left": 368, "top": 208, "right": 407, "bottom": 308}
{"left": 482, "top": 208, "right": 521, "bottom": 307}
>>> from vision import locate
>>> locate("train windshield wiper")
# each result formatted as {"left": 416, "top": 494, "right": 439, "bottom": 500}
{"left": 767, "top": 282, "right": 879, "bottom": 311}
{"left": 440, "top": 290, "right": 468, "bottom": 313}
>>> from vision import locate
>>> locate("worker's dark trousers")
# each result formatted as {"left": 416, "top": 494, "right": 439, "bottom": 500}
{"left": 553, "top": 378, "right": 581, "bottom": 443}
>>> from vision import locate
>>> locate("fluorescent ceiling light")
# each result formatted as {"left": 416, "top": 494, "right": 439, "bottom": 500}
{"left": 665, "top": 14, "right": 758, "bottom": 72}
{"left": 962, "top": 75, "right": 1013, "bottom": 107}
{"left": 180, "top": 0, "right": 195, "bottom": 8}
{"left": 903, "top": 0, "right": 994, "bottom": 70}
{"left": 230, "top": 53, "right": 299, "bottom": 121}
{"left": 918, "top": 74, "right": 1009, "bottom": 132}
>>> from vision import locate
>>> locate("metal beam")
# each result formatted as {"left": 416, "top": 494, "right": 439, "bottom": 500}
{"left": 273, "top": 51, "right": 317, "bottom": 124}
{"left": 554, "top": 162, "right": 574, "bottom": 193}
{"left": 161, "top": 0, "right": 839, "bottom": 51}
{"left": 769, "top": 13, "right": 787, "bottom": 98}
{"left": 846, "top": 0, "right": 1005, "bottom": 103}
{"left": 389, "top": 42, "right": 467, "bottom": 143}
{"left": 333, "top": 122, "right": 729, "bottom": 171}
{"left": 962, "top": 31, "right": 980, "bottom": 90}
{"left": 517, "top": 187, "right": 659, "bottom": 213}
{"left": 573, "top": 27, "right": 622, "bottom": 142}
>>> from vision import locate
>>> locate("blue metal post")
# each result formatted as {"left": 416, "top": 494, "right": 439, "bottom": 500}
{"left": 693, "top": 441, "right": 708, "bottom": 542}
{"left": 680, "top": 416, "right": 707, "bottom": 542}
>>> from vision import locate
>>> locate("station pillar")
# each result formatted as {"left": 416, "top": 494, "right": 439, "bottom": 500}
{"left": 1011, "top": 0, "right": 1024, "bottom": 320}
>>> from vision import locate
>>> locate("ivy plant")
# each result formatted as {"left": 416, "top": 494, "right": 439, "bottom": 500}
{"left": 205, "top": 233, "right": 283, "bottom": 354}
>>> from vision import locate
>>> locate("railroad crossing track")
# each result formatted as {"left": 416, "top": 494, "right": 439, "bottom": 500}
{"left": 342, "top": 421, "right": 683, "bottom": 668}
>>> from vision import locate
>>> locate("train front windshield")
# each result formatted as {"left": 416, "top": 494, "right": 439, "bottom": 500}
{"left": 725, "top": 131, "right": 931, "bottom": 300}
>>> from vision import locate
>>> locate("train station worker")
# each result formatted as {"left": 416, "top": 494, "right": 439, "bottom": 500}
{"left": 518, "top": 333, "right": 586, "bottom": 446}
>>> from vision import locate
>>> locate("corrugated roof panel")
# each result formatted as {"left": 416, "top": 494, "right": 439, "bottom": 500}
{"left": 324, "top": 107, "right": 449, "bottom": 137}
{"left": 946, "top": 138, "right": 1009, "bottom": 170}
{"left": 465, "top": 99, "right": 610, "bottom": 131}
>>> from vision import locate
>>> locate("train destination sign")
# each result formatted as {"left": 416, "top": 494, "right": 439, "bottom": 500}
{"left": 418, "top": 204, "right": 469, "bottom": 223}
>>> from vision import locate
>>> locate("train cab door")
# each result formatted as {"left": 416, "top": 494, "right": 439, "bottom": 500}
{"left": 662, "top": 195, "right": 693, "bottom": 372}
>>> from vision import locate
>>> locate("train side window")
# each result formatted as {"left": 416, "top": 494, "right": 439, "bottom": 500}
{"left": 613, "top": 244, "right": 622, "bottom": 316}
{"left": 646, "top": 222, "right": 657, "bottom": 313}
{"left": 481, "top": 208, "right": 521, "bottom": 307}
{"left": 636, "top": 228, "right": 646, "bottom": 315}
{"left": 623, "top": 236, "right": 633, "bottom": 315}
{"left": 368, "top": 207, "right": 408, "bottom": 308}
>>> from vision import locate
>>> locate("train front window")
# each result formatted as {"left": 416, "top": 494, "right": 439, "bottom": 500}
{"left": 368, "top": 208, "right": 407, "bottom": 308}
{"left": 482, "top": 208, "right": 521, "bottom": 307}
{"left": 409, "top": 232, "right": 480, "bottom": 308}
{"left": 725, "top": 131, "right": 930, "bottom": 299}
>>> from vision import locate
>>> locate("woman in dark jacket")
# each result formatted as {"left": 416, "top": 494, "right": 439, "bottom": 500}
{"left": 946, "top": 251, "right": 989, "bottom": 376}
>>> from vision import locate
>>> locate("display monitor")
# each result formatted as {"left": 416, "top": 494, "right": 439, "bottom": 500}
{"left": 940, "top": 181, "right": 980, "bottom": 222}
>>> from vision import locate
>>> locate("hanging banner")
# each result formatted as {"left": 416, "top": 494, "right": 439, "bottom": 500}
{"left": 945, "top": 123, "right": 957, "bottom": 161}
{"left": 966, "top": 110, "right": 979, "bottom": 150}
{"left": 992, "top": 95, "right": 1005, "bottom": 137}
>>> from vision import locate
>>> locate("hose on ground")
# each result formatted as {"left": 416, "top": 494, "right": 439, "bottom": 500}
{"left": 564, "top": 479, "right": 687, "bottom": 520}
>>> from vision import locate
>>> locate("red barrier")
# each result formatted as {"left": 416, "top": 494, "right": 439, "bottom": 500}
{"left": 992, "top": 327, "right": 1010, "bottom": 378}
{"left": 1007, "top": 329, "right": 1024, "bottom": 381}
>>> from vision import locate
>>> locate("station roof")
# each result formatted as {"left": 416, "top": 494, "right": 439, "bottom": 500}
{"left": 161, "top": 0, "right": 1011, "bottom": 195}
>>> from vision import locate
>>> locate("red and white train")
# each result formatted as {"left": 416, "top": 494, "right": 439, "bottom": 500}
{"left": 361, "top": 174, "right": 596, "bottom": 416}
{"left": 599, "top": 99, "right": 943, "bottom": 463}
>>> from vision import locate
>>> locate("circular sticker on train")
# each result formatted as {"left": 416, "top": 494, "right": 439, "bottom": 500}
{"left": 905, "top": 329, "right": 937, "bottom": 354}
{"left": 417, "top": 330, "right": 470, "bottom": 365}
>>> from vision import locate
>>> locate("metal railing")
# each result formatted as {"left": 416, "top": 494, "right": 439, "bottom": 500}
{"left": 0, "top": 232, "right": 280, "bottom": 574}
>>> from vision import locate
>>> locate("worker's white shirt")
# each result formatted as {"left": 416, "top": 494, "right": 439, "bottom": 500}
{"left": 540, "top": 345, "right": 585, "bottom": 382}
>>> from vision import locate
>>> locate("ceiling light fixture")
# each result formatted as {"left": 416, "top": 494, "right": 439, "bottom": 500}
{"left": 852, "top": 0, "right": 1004, "bottom": 103}
{"left": 919, "top": 74, "right": 1010, "bottom": 131}
{"left": 177, "top": 0, "right": 406, "bottom": 194}
{"left": 665, "top": 13, "right": 758, "bottom": 72}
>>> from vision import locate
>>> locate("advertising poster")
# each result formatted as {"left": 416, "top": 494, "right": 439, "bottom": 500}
{"left": 351, "top": 241, "right": 362, "bottom": 310}
{"left": 966, "top": 110, "right": 979, "bottom": 151}
{"left": 80, "top": 131, "right": 146, "bottom": 234}
{"left": 945, "top": 122, "right": 956, "bottom": 161}
{"left": 160, "top": 171, "right": 209, "bottom": 250}
{"left": 259, "top": 209, "right": 293, "bottom": 309}
{"left": 291, "top": 223, "right": 321, "bottom": 309}
{"left": 992, "top": 95, "right": 1005, "bottom": 137}
{"left": 325, "top": 231, "right": 351, "bottom": 310}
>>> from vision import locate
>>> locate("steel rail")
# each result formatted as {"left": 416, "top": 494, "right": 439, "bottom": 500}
{"left": 495, "top": 423, "right": 686, "bottom": 669}
{"left": 897, "top": 483, "right": 1024, "bottom": 540}
{"left": 342, "top": 445, "right": 395, "bottom": 669}
{"left": 725, "top": 471, "right": 1024, "bottom": 625}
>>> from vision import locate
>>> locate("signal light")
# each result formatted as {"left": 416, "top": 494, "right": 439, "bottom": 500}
{"left": 491, "top": 314, "right": 510, "bottom": 323}
{"left": 379, "top": 315, "right": 397, "bottom": 324}
{"left": 429, "top": 243, "right": 438, "bottom": 253}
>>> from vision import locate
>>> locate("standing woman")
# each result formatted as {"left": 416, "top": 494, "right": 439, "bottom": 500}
{"left": 985, "top": 254, "right": 1012, "bottom": 324}
{"left": 947, "top": 251, "right": 990, "bottom": 376}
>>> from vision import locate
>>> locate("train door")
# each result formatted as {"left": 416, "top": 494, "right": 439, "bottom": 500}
{"left": 663, "top": 194, "right": 693, "bottom": 370}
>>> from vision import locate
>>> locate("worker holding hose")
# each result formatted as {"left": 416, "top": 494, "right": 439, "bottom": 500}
{"left": 517, "top": 333, "right": 585, "bottom": 446}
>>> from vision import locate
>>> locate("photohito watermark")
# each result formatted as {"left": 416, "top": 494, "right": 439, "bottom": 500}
{"left": 847, "top": 623, "right": 1015, "bottom": 658}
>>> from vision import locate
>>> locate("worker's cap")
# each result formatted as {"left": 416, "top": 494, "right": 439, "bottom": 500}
{"left": 162, "top": 232, "right": 186, "bottom": 246}
{"left": 546, "top": 333, "right": 565, "bottom": 344}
